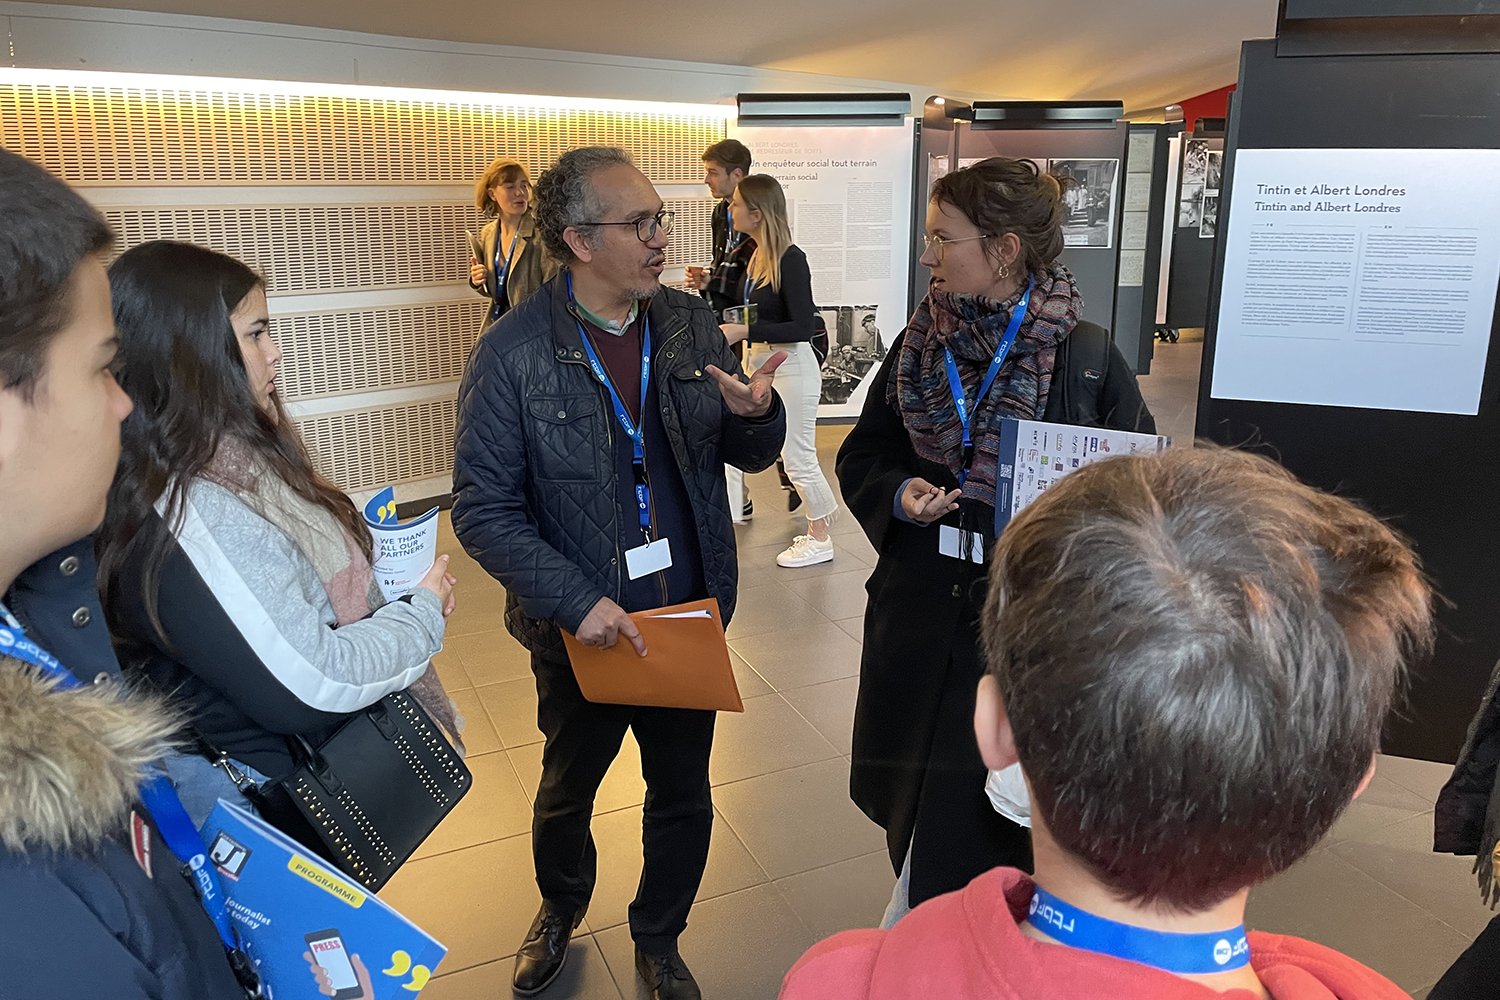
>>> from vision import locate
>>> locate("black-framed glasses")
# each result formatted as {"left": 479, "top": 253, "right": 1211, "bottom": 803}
{"left": 921, "top": 232, "right": 993, "bottom": 264}
{"left": 582, "top": 210, "right": 676, "bottom": 243}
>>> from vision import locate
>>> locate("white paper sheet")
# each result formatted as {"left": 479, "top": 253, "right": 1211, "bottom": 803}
{"left": 1211, "top": 147, "right": 1500, "bottom": 415}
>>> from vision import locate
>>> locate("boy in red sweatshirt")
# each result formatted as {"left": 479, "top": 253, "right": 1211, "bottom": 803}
{"left": 782, "top": 447, "right": 1432, "bottom": 1000}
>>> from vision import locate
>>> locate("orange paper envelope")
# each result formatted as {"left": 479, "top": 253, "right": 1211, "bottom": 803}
{"left": 560, "top": 598, "right": 744, "bottom": 713}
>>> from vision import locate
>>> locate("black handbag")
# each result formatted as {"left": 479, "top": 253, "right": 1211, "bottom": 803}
{"left": 271, "top": 691, "right": 471, "bottom": 889}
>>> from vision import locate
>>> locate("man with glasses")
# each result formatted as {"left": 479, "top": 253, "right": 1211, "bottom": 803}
{"left": 453, "top": 146, "right": 787, "bottom": 1000}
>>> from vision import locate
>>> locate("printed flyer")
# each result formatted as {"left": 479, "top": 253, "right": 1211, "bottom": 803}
{"left": 363, "top": 487, "right": 440, "bottom": 602}
{"left": 996, "top": 419, "right": 1170, "bottom": 529}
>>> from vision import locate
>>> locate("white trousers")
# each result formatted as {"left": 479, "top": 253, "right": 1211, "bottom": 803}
{"left": 749, "top": 341, "right": 839, "bottom": 524}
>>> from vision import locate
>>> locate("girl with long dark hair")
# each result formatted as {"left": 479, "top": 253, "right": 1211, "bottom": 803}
{"left": 97, "top": 241, "right": 460, "bottom": 833}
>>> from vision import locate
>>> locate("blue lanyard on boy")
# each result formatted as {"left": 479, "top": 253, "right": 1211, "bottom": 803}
{"left": 0, "top": 609, "right": 261, "bottom": 994}
{"left": 1028, "top": 885, "right": 1251, "bottom": 975}
{"left": 490, "top": 226, "right": 522, "bottom": 320}
{"left": 724, "top": 201, "right": 739, "bottom": 256}
{"left": 567, "top": 273, "right": 653, "bottom": 538}
{"left": 942, "top": 276, "right": 1034, "bottom": 488}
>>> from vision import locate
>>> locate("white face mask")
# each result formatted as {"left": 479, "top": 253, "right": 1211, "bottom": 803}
{"left": 985, "top": 763, "right": 1032, "bottom": 828}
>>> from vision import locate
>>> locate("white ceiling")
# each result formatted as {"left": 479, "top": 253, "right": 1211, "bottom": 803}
{"left": 23, "top": 0, "right": 1280, "bottom": 110}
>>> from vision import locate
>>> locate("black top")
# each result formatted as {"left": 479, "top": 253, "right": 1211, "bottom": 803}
{"left": 743, "top": 245, "right": 817, "bottom": 344}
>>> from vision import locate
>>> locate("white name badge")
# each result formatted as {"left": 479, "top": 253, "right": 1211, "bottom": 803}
{"left": 625, "top": 537, "right": 673, "bottom": 580}
{"left": 938, "top": 525, "right": 985, "bottom": 564}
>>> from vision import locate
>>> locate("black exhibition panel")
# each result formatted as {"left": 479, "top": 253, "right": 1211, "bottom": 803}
{"left": 1113, "top": 124, "right": 1170, "bottom": 374}
{"left": 954, "top": 113, "right": 1129, "bottom": 332}
{"left": 909, "top": 97, "right": 958, "bottom": 315}
{"left": 1164, "top": 131, "right": 1223, "bottom": 331}
{"left": 1196, "top": 35, "right": 1500, "bottom": 762}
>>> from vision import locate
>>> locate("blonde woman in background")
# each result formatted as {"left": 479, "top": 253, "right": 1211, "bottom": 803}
{"left": 468, "top": 157, "right": 556, "bottom": 322}
{"left": 720, "top": 174, "right": 839, "bottom": 567}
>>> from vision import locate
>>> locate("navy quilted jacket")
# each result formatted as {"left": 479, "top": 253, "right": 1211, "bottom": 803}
{"left": 452, "top": 274, "right": 786, "bottom": 655}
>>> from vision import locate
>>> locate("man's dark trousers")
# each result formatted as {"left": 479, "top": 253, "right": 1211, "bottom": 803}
{"left": 530, "top": 649, "right": 716, "bottom": 955}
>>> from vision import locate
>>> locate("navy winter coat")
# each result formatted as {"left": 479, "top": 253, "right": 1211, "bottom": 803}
{"left": 0, "top": 541, "right": 244, "bottom": 1000}
{"left": 452, "top": 275, "right": 786, "bottom": 655}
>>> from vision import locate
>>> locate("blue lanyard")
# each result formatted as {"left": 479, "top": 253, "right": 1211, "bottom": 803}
{"left": 1028, "top": 886, "right": 1251, "bottom": 975}
{"left": 942, "top": 276, "right": 1035, "bottom": 487}
{"left": 493, "top": 225, "right": 521, "bottom": 289}
{"left": 724, "top": 201, "right": 739, "bottom": 256}
{"left": 567, "top": 273, "right": 653, "bottom": 536}
{"left": 490, "top": 226, "right": 522, "bottom": 319}
{"left": 0, "top": 615, "right": 259, "bottom": 991}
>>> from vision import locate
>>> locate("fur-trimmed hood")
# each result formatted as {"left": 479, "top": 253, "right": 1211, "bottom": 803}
{"left": 0, "top": 657, "right": 179, "bottom": 852}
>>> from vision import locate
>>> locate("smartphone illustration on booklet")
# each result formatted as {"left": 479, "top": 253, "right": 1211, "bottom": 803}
{"left": 306, "top": 928, "right": 365, "bottom": 999}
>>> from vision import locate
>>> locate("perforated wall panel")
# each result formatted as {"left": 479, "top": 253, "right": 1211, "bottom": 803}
{"left": 100, "top": 204, "right": 479, "bottom": 293}
{"left": 296, "top": 398, "right": 457, "bottom": 492}
{"left": 2, "top": 78, "right": 727, "bottom": 492}
{"left": 663, "top": 197, "right": 715, "bottom": 269}
{"left": 0, "top": 82, "right": 726, "bottom": 184}
{"left": 276, "top": 300, "right": 487, "bottom": 400}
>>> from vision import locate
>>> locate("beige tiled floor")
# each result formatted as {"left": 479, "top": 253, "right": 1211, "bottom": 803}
{"left": 381, "top": 341, "right": 1491, "bottom": 999}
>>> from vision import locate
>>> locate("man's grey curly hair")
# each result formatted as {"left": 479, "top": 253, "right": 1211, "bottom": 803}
{"left": 533, "top": 146, "right": 634, "bottom": 264}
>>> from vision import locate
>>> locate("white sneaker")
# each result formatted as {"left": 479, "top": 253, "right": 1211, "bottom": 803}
{"left": 776, "top": 534, "right": 834, "bottom": 568}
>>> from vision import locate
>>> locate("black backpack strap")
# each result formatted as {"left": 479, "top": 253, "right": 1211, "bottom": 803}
{"left": 1056, "top": 321, "right": 1111, "bottom": 425}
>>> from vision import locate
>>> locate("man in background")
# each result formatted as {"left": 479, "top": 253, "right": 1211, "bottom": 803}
{"left": 685, "top": 137, "right": 753, "bottom": 317}
{"left": 687, "top": 139, "right": 758, "bottom": 521}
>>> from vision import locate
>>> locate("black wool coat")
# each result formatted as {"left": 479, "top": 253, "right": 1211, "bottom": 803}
{"left": 836, "top": 323, "right": 1154, "bottom": 905}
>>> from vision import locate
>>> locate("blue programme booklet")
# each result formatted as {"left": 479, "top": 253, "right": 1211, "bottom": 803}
{"left": 201, "top": 800, "right": 446, "bottom": 999}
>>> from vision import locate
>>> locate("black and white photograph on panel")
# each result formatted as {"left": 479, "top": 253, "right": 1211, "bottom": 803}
{"left": 928, "top": 153, "right": 953, "bottom": 191}
{"left": 1182, "top": 138, "right": 1210, "bottom": 187}
{"left": 1199, "top": 195, "right": 1219, "bottom": 239}
{"left": 1205, "top": 149, "right": 1224, "bottom": 192}
{"left": 1178, "top": 183, "right": 1204, "bottom": 229}
{"left": 817, "top": 304, "right": 886, "bottom": 405}
{"left": 1050, "top": 158, "right": 1119, "bottom": 247}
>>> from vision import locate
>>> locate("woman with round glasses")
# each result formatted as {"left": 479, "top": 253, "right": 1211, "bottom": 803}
{"left": 468, "top": 157, "right": 557, "bottom": 322}
{"left": 836, "top": 157, "right": 1154, "bottom": 922}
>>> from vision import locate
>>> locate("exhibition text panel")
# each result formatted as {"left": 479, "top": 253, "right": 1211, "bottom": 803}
{"left": 729, "top": 123, "right": 914, "bottom": 417}
{"left": 1211, "top": 147, "right": 1500, "bottom": 415}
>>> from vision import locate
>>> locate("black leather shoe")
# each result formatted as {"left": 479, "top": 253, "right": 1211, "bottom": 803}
{"left": 512, "top": 904, "right": 585, "bottom": 996}
{"left": 635, "top": 947, "right": 702, "bottom": 1000}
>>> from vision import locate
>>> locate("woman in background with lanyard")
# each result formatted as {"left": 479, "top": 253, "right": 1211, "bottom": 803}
{"left": 720, "top": 174, "right": 840, "bottom": 568}
{"left": 835, "top": 158, "right": 1154, "bottom": 924}
{"left": 468, "top": 157, "right": 557, "bottom": 322}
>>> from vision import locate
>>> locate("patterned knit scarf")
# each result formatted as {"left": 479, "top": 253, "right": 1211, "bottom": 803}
{"left": 887, "top": 261, "right": 1084, "bottom": 510}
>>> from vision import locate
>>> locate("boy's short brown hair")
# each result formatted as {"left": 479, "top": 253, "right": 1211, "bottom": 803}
{"left": 982, "top": 447, "right": 1432, "bottom": 910}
